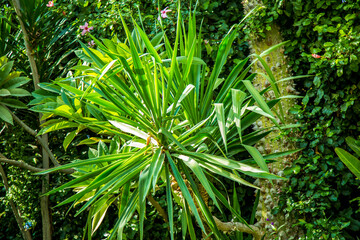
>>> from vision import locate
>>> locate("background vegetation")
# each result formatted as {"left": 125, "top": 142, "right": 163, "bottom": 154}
{"left": 1, "top": 0, "right": 360, "bottom": 239}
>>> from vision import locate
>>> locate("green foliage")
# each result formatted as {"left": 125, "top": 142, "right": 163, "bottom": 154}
{"left": 1, "top": 1, "right": 253, "bottom": 239}
{"left": 247, "top": 0, "right": 360, "bottom": 238}
{"left": 0, "top": 117, "right": 41, "bottom": 239}
{"left": 33, "top": 8, "right": 292, "bottom": 239}
{"left": 0, "top": 56, "right": 30, "bottom": 124}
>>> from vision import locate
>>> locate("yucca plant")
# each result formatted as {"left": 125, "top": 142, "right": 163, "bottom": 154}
{"left": 36, "top": 6, "right": 298, "bottom": 240}
{"left": 0, "top": 55, "right": 30, "bottom": 124}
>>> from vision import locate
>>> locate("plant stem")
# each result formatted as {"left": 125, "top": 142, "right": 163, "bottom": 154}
{"left": 11, "top": 1, "right": 52, "bottom": 238}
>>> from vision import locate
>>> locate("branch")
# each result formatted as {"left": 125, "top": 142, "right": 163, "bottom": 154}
{"left": 0, "top": 155, "right": 74, "bottom": 174}
{"left": 147, "top": 194, "right": 168, "bottom": 223}
{"left": 0, "top": 158, "right": 43, "bottom": 172}
{"left": 8, "top": 108, "right": 60, "bottom": 167}
{"left": 213, "top": 216, "right": 263, "bottom": 240}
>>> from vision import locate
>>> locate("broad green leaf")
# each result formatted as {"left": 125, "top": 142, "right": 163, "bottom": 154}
{"left": 38, "top": 121, "right": 78, "bottom": 135}
{"left": 0, "top": 104, "right": 12, "bottom": 124}
{"left": 0, "top": 89, "right": 10, "bottom": 96}
{"left": 2, "top": 76, "right": 30, "bottom": 89}
{"left": 335, "top": 148, "right": 360, "bottom": 179}
{"left": 1, "top": 98, "right": 27, "bottom": 109}
{"left": 119, "top": 182, "right": 131, "bottom": 216}
{"left": 0, "top": 61, "right": 13, "bottom": 83}
{"left": 63, "top": 130, "right": 77, "bottom": 151}
{"left": 77, "top": 137, "right": 112, "bottom": 146}
{"left": 345, "top": 137, "right": 360, "bottom": 157}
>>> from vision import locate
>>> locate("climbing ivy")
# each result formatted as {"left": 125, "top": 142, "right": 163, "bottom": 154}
{"left": 246, "top": 0, "right": 360, "bottom": 238}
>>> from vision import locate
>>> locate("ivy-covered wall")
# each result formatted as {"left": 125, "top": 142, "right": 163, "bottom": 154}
{"left": 248, "top": 0, "right": 360, "bottom": 238}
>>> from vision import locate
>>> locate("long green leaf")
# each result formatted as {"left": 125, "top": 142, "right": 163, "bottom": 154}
{"left": 335, "top": 148, "right": 360, "bottom": 179}
{"left": 242, "top": 144, "right": 269, "bottom": 172}
{"left": 177, "top": 155, "right": 220, "bottom": 210}
{"left": 231, "top": 89, "right": 247, "bottom": 142}
{"left": 346, "top": 137, "right": 360, "bottom": 157}
{"left": 166, "top": 152, "right": 206, "bottom": 232}
{"left": 215, "top": 103, "right": 227, "bottom": 153}
{"left": 243, "top": 80, "right": 280, "bottom": 128}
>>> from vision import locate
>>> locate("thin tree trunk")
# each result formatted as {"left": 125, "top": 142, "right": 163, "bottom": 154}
{"left": 0, "top": 163, "right": 33, "bottom": 240}
{"left": 11, "top": 1, "right": 52, "bottom": 239}
{"left": 40, "top": 134, "right": 51, "bottom": 240}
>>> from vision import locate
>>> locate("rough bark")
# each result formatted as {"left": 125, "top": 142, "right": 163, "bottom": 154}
{"left": 0, "top": 164, "right": 33, "bottom": 240}
{"left": 242, "top": 1, "right": 303, "bottom": 239}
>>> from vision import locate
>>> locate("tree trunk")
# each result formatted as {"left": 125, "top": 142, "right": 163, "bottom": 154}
{"left": 0, "top": 163, "right": 33, "bottom": 240}
{"left": 11, "top": 1, "right": 52, "bottom": 239}
{"left": 40, "top": 134, "right": 52, "bottom": 240}
{"left": 242, "top": 1, "right": 303, "bottom": 239}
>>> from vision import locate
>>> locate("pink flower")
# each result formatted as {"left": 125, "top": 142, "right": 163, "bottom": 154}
{"left": 88, "top": 40, "right": 95, "bottom": 47}
{"left": 46, "top": 1, "right": 54, "bottom": 7}
{"left": 312, "top": 53, "right": 321, "bottom": 59}
{"left": 158, "top": 7, "right": 171, "bottom": 21}
{"left": 80, "top": 22, "right": 93, "bottom": 36}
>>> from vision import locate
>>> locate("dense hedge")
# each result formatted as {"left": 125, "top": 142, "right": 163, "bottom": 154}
{"left": 249, "top": 0, "right": 360, "bottom": 238}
